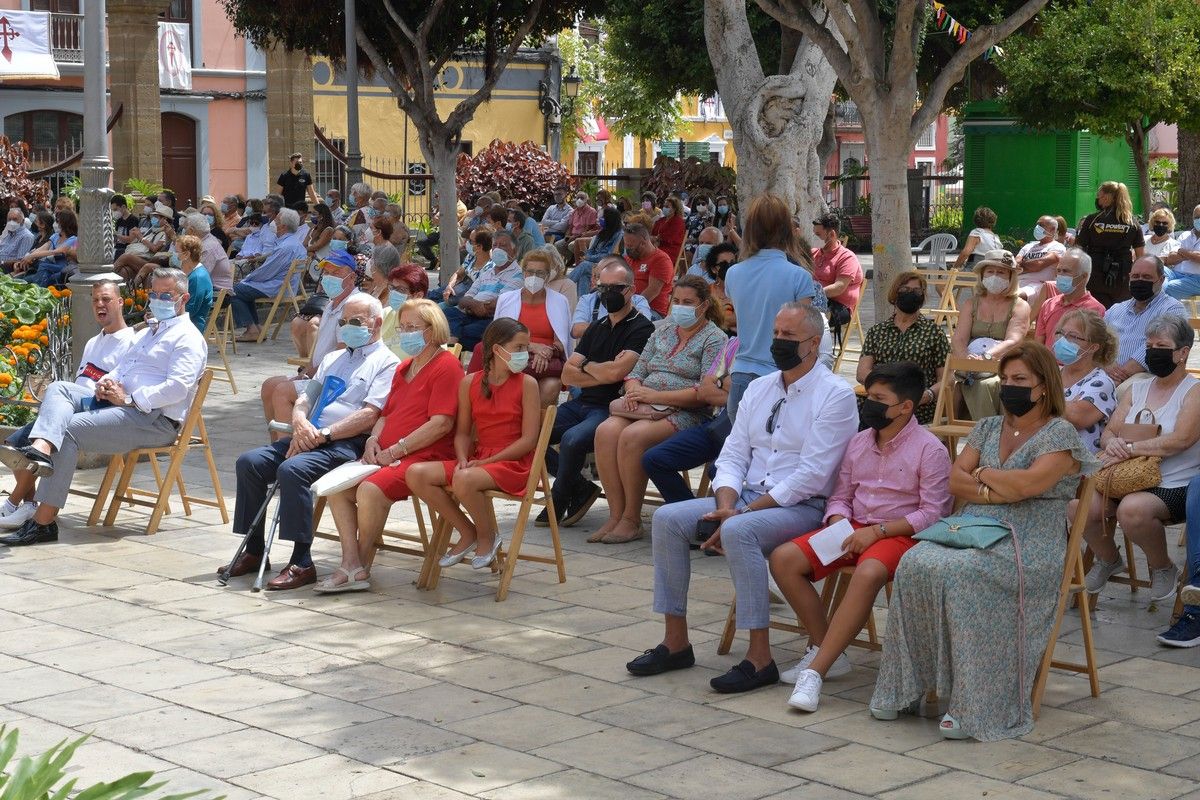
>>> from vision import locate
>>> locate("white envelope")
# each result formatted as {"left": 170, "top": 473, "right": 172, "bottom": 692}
{"left": 312, "top": 462, "right": 381, "bottom": 497}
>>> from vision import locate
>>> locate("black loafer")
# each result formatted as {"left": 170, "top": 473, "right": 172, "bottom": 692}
{"left": 0, "top": 518, "right": 58, "bottom": 546}
{"left": 626, "top": 644, "right": 695, "bottom": 676}
{"left": 0, "top": 445, "right": 54, "bottom": 477}
{"left": 710, "top": 659, "right": 780, "bottom": 693}
{"left": 561, "top": 482, "right": 601, "bottom": 527}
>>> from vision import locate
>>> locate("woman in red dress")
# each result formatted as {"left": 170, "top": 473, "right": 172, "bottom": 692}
{"left": 409, "top": 318, "right": 542, "bottom": 570}
{"left": 315, "top": 299, "right": 462, "bottom": 593}
{"left": 652, "top": 196, "right": 686, "bottom": 266}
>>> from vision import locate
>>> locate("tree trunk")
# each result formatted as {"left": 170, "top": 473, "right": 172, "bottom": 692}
{"left": 1127, "top": 121, "right": 1150, "bottom": 218}
{"left": 1178, "top": 127, "right": 1200, "bottom": 225}
{"left": 422, "top": 136, "right": 462, "bottom": 284}
{"left": 864, "top": 131, "right": 913, "bottom": 319}
{"left": 704, "top": 0, "right": 835, "bottom": 225}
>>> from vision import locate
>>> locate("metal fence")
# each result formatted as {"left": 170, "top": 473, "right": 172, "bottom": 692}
{"left": 822, "top": 171, "right": 964, "bottom": 241}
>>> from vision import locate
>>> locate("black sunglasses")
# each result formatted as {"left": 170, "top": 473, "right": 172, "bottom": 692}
{"left": 766, "top": 397, "right": 787, "bottom": 434}
{"left": 337, "top": 317, "right": 370, "bottom": 328}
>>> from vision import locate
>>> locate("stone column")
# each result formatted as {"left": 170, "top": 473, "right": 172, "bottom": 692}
{"left": 107, "top": 0, "right": 171, "bottom": 188}
{"left": 266, "top": 42, "right": 314, "bottom": 193}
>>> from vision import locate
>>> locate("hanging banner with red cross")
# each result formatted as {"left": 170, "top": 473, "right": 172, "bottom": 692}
{"left": 0, "top": 11, "right": 60, "bottom": 81}
{"left": 158, "top": 21, "right": 191, "bottom": 90}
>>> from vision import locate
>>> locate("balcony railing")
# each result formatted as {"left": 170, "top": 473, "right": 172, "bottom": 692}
{"left": 50, "top": 13, "right": 83, "bottom": 63}
{"left": 835, "top": 101, "right": 861, "bottom": 128}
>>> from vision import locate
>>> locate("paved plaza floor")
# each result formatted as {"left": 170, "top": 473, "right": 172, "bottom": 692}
{"left": 1, "top": 278, "right": 1199, "bottom": 799}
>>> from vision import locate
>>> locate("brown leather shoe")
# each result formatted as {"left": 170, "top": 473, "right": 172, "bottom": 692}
{"left": 266, "top": 564, "right": 317, "bottom": 591}
{"left": 218, "top": 552, "right": 268, "bottom": 579}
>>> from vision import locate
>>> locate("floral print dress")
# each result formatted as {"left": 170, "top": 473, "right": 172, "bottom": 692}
{"left": 870, "top": 416, "right": 1098, "bottom": 741}
{"left": 627, "top": 320, "right": 727, "bottom": 430}
{"left": 861, "top": 314, "right": 952, "bottom": 424}
{"left": 1063, "top": 367, "right": 1116, "bottom": 453}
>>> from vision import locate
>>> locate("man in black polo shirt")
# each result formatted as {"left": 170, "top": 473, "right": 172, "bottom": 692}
{"left": 538, "top": 260, "right": 655, "bottom": 528}
{"left": 276, "top": 153, "right": 319, "bottom": 210}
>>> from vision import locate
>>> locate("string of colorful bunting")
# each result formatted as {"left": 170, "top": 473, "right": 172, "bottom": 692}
{"left": 929, "top": 0, "right": 1005, "bottom": 61}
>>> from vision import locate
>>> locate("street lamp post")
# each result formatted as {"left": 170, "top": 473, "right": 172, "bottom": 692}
{"left": 70, "top": 0, "right": 120, "bottom": 370}
{"left": 343, "top": 0, "right": 363, "bottom": 194}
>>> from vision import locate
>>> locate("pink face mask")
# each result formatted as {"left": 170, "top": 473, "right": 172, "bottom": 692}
{"left": 642, "top": 201, "right": 653, "bottom": 211}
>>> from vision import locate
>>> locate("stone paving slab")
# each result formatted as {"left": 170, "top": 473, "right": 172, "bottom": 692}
{"left": 0, "top": 331, "right": 1196, "bottom": 799}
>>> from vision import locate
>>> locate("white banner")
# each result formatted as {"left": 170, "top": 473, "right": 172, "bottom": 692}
{"left": 0, "top": 11, "right": 60, "bottom": 81}
{"left": 158, "top": 21, "right": 191, "bottom": 90}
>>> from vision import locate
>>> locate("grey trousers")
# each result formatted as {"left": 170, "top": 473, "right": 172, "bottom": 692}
{"left": 30, "top": 381, "right": 178, "bottom": 508}
{"left": 651, "top": 490, "right": 825, "bottom": 630}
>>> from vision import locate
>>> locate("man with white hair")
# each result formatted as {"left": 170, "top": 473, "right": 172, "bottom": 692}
{"left": 0, "top": 207, "right": 34, "bottom": 272}
{"left": 229, "top": 207, "right": 307, "bottom": 342}
{"left": 0, "top": 268, "right": 206, "bottom": 546}
{"left": 1034, "top": 248, "right": 1105, "bottom": 349}
{"left": 687, "top": 226, "right": 724, "bottom": 277}
{"left": 1016, "top": 215, "right": 1066, "bottom": 297}
{"left": 222, "top": 293, "right": 399, "bottom": 590}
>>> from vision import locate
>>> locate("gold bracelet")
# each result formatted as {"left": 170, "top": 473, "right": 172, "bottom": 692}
{"left": 982, "top": 485, "right": 991, "bottom": 503}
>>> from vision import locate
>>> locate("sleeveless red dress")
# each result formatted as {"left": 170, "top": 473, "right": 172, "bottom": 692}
{"left": 440, "top": 371, "right": 532, "bottom": 494}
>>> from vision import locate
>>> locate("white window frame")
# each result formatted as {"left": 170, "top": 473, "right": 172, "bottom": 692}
{"left": 916, "top": 122, "right": 937, "bottom": 151}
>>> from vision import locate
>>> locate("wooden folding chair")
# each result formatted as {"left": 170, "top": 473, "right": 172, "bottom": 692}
{"left": 89, "top": 369, "right": 228, "bottom": 535}
{"left": 255, "top": 259, "right": 307, "bottom": 343}
{"left": 833, "top": 274, "right": 870, "bottom": 374}
{"left": 927, "top": 354, "right": 998, "bottom": 454}
{"left": 419, "top": 406, "right": 565, "bottom": 601}
{"left": 1032, "top": 476, "right": 1100, "bottom": 717}
{"left": 203, "top": 288, "right": 237, "bottom": 394}
{"left": 312, "top": 493, "right": 444, "bottom": 562}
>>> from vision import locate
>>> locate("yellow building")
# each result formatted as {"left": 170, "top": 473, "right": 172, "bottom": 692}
{"left": 572, "top": 96, "right": 736, "bottom": 175}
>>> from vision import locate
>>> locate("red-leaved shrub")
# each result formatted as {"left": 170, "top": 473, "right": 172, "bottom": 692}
{"left": 456, "top": 140, "right": 576, "bottom": 211}
{"left": 0, "top": 137, "right": 50, "bottom": 209}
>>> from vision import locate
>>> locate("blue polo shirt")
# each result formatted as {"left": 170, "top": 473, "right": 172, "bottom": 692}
{"left": 724, "top": 248, "right": 817, "bottom": 376}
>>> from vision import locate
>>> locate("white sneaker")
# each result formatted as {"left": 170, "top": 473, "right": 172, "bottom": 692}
{"left": 779, "top": 644, "right": 852, "bottom": 684}
{"left": 1181, "top": 584, "right": 1200, "bottom": 606}
{"left": 1149, "top": 564, "right": 1180, "bottom": 602}
{"left": 1084, "top": 556, "right": 1125, "bottom": 593}
{"left": 788, "top": 669, "right": 822, "bottom": 712}
{"left": 0, "top": 502, "right": 36, "bottom": 529}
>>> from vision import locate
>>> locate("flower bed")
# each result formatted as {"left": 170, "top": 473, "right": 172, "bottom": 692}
{"left": 0, "top": 278, "right": 70, "bottom": 416}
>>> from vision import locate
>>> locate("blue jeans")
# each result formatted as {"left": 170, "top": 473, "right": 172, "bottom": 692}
{"left": 727, "top": 371, "right": 756, "bottom": 423}
{"left": 1184, "top": 475, "right": 1200, "bottom": 613}
{"left": 570, "top": 260, "right": 596, "bottom": 297}
{"left": 444, "top": 305, "right": 491, "bottom": 351}
{"left": 27, "top": 257, "right": 65, "bottom": 287}
{"left": 229, "top": 283, "right": 270, "bottom": 327}
{"left": 642, "top": 412, "right": 730, "bottom": 504}
{"left": 1164, "top": 268, "right": 1200, "bottom": 300}
{"left": 545, "top": 398, "right": 608, "bottom": 503}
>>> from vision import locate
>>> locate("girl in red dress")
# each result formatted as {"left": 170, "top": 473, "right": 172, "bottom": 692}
{"left": 408, "top": 318, "right": 542, "bottom": 570}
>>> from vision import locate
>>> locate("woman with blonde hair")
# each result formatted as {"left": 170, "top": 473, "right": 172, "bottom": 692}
{"left": 951, "top": 250, "right": 1031, "bottom": 419}
{"left": 1144, "top": 207, "right": 1180, "bottom": 259}
{"left": 1076, "top": 181, "right": 1145, "bottom": 306}
{"left": 1055, "top": 309, "right": 1118, "bottom": 453}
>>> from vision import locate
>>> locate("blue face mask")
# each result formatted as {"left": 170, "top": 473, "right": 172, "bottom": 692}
{"left": 388, "top": 292, "right": 407, "bottom": 311}
{"left": 1053, "top": 335, "right": 1080, "bottom": 365}
{"left": 338, "top": 323, "right": 371, "bottom": 349}
{"left": 169, "top": 251, "right": 181, "bottom": 269}
{"left": 717, "top": 204, "right": 729, "bottom": 214}
{"left": 1034, "top": 224, "right": 1047, "bottom": 240}
{"left": 501, "top": 347, "right": 529, "bottom": 373}
{"left": 321, "top": 275, "right": 345, "bottom": 297}
{"left": 325, "top": 196, "right": 336, "bottom": 207}
{"left": 694, "top": 244, "right": 713, "bottom": 265}
{"left": 398, "top": 330, "right": 425, "bottom": 356}
{"left": 1055, "top": 274, "right": 1074, "bottom": 294}
{"left": 670, "top": 304, "right": 698, "bottom": 327}
{"left": 149, "top": 217, "right": 160, "bottom": 228}
{"left": 1193, "top": 218, "right": 1200, "bottom": 232}
{"left": 149, "top": 298, "right": 177, "bottom": 321}
{"left": 204, "top": 213, "right": 216, "bottom": 226}
{"left": 329, "top": 239, "right": 348, "bottom": 252}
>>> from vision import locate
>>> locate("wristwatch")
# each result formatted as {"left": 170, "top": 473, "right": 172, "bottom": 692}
{"left": 878, "top": 522, "right": 888, "bottom": 538}
{"left": 123, "top": 394, "right": 133, "bottom": 407}
{"left": 320, "top": 427, "right": 332, "bottom": 443}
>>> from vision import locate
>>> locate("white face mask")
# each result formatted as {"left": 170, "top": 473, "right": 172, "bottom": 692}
{"left": 574, "top": 198, "right": 586, "bottom": 208}
{"left": 3, "top": 220, "right": 19, "bottom": 234}
{"left": 524, "top": 275, "right": 545, "bottom": 293}
{"left": 982, "top": 275, "right": 1009, "bottom": 295}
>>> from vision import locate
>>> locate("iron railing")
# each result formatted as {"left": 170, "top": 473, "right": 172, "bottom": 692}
{"left": 50, "top": 13, "right": 83, "bottom": 63}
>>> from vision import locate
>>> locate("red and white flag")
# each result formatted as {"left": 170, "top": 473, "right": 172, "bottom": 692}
{"left": 0, "top": 11, "right": 60, "bottom": 81}
{"left": 158, "top": 21, "right": 191, "bottom": 90}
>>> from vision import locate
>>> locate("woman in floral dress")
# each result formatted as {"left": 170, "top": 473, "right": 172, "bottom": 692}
{"left": 870, "top": 341, "right": 1097, "bottom": 741}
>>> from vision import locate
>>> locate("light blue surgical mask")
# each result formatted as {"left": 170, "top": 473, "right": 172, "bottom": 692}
{"left": 220, "top": 202, "right": 230, "bottom": 214}
{"left": 1034, "top": 224, "right": 1047, "bottom": 240}
{"left": 169, "top": 251, "right": 181, "bottom": 269}
{"left": 670, "top": 304, "right": 698, "bottom": 328}
{"left": 329, "top": 239, "right": 348, "bottom": 252}
{"left": 694, "top": 243, "right": 713, "bottom": 266}
{"left": 501, "top": 347, "right": 529, "bottom": 373}
{"left": 1055, "top": 274, "right": 1074, "bottom": 294}
{"left": 1193, "top": 218, "right": 1200, "bottom": 232}
{"left": 204, "top": 213, "right": 216, "bottom": 226}
{"left": 325, "top": 195, "right": 336, "bottom": 207}
{"left": 490, "top": 247, "right": 509, "bottom": 266}
{"left": 398, "top": 330, "right": 426, "bottom": 356}
{"left": 321, "top": 275, "right": 345, "bottom": 297}
{"left": 338, "top": 323, "right": 371, "bottom": 349}
{"left": 149, "top": 298, "right": 177, "bottom": 321}
{"left": 388, "top": 292, "right": 407, "bottom": 311}
{"left": 149, "top": 217, "right": 160, "bottom": 228}
{"left": 1053, "top": 335, "right": 1080, "bottom": 365}
{"left": 717, "top": 204, "right": 729, "bottom": 214}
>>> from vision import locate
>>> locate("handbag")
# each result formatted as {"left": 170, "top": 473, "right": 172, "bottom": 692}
{"left": 914, "top": 514, "right": 1013, "bottom": 549}
{"left": 1094, "top": 408, "right": 1162, "bottom": 499}
{"left": 609, "top": 398, "right": 674, "bottom": 421}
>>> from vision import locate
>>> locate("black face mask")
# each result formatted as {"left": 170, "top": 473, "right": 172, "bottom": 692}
{"left": 894, "top": 291, "right": 923, "bottom": 314}
{"left": 860, "top": 398, "right": 898, "bottom": 431}
{"left": 1152, "top": 223, "right": 1171, "bottom": 236}
{"left": 1095, "top": 198, "right": 1105, "bottom": 211}
{"left": 716, "top": 260, "right": 735, "bottom": 282}
{"left": 1145, "top": 347, "right": 1177, "bottom": 378}
{"left": 1129, "top": 279, "right": 1155, "bottom": 302}
{"left": 601, "top": 288, "right": 626, "bottom": 314}
{"left": 770, "top": 337, "right": 806, "bottom": 371}
{"left": 999, "top": 384, "right": 1039, "bottom": 417}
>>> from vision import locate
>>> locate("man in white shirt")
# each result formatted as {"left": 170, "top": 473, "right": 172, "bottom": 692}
{"left": 1016, "top": 216, "right": 1066, "bottom": 297}
{"left": 0, "top": 279, "right": 136, "bottom": 530}
{"left": 0, "top": 269, "right": 206, "bottom": 546}
{"left": 1163, "top": 204, "right": 1200, "bottom": 300}
{"left": 539, "top": 188, "right": 573, "bottom": 242}
{"left": 222, "top": 294, "right": 399, "bottom": 590}
{"left": 627, "top": 303, "right": 858, "bottom": 693}
{"left": 0, "top": 208, "right": 36, "bottom": 271}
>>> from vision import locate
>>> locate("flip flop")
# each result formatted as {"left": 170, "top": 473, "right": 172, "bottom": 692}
{"left": 313, "top": 566, "right": 370, "bottom": 594}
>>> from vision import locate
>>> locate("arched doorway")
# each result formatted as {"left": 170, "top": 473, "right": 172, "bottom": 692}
{"left": 161, "top": 112, "right": 197, "bottom": 208}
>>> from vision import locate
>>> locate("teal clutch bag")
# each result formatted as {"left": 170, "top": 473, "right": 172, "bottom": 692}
{"left": 913, "top": 514, "right": 1013, "bottom": 549}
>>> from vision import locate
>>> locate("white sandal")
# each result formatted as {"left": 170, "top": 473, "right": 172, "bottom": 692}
{"left": 939, "top": 713, "right": 969, "bottom": 740}
{"left": 313, "top": 566, "right": 370, "bottom": 594}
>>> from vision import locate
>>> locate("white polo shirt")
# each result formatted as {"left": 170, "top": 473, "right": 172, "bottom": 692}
{"left": 75, "top": 327, "right": 137, "bottom": 391}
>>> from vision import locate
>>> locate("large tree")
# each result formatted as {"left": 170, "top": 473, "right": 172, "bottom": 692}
{"left": 222, "top": 0, "right": 600, "bottom": 280}
{"left": 751, "top": 0, "right": 1046, "bottom": 314}
{"left": 999, "top": 0, "right": 1200, "bottom": 217}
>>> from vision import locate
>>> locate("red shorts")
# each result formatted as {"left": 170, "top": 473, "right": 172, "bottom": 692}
{"left": 791, "top": 520, "right": 918, "bottom": 582}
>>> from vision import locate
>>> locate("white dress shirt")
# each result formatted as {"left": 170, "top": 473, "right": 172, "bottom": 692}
{"left": 311, "top": 340, "right": 400, "bottom": 427}
{"left": 713, "top": 363, "right": 858, "bottom": 506}
{"left": 106, "top": 315, "right": 208, "bottom": 423}
{"left": 75, "top": 327, "right": 137, "bottom": 391}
